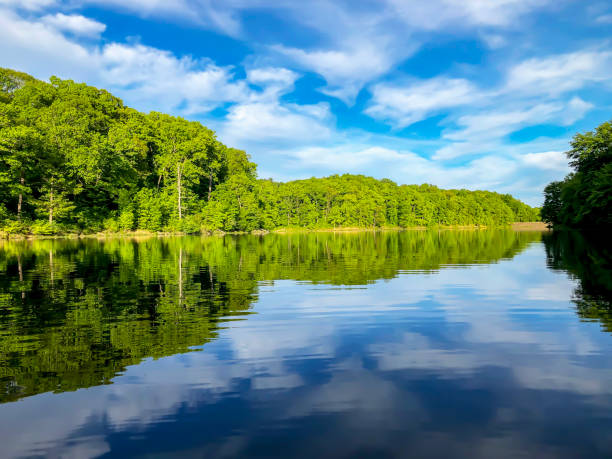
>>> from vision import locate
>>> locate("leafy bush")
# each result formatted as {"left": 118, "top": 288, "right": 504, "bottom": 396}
{"left": 118, "top": 210, "right": 135, "bottom": 231}
{"left": 3, "top": 219, "right": 30, "bottom": 234}
{"left": 31, "top": 220, "right": 59, "bottom": 235}
{"left": 104, "top": 217, "right": 120, "bottom": 233}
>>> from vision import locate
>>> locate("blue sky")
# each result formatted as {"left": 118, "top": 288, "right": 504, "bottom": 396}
{"left": 1, "top": 0, "right": 611, "bottom": 205}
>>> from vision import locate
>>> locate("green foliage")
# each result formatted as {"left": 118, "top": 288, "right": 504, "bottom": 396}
{"left": 118, "top": 210, "right": 135, "bottom": 231}
{"left": 0, "top": 68, "right": 538, "bottom": 235}
{"left": 2, "top": 219, "right": 29, "bottom": 235}
{"left": 542, "top": 120, "right": 612, "bottom": 227}
{"left": 30, "top": 220, "right": 59, "bottom": 235}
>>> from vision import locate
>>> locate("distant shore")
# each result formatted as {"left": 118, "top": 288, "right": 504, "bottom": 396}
{"left": 0, "top": 223, "right": 549, "bottom": 240}
{"left": 510, "top": 222, "right": 550, "bottom": 231}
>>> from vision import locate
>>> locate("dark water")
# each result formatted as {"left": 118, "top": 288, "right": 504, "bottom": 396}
{"left": 0, "top": 230, "right": 611, "bottom": 458}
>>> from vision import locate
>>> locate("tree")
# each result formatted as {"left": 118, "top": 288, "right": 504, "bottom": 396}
{"left": 541, "top": 181, "right": 563, "bottom": 226}
{"left": 152, "top": 113, "right": 214, "bottom": 222}
{"left": 541, "top": 120, "right": 612, "bottom": 227}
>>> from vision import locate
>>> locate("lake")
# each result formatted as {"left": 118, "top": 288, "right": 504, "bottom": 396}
{"left": 1, "top": 230, "right": 611, "bottom": 458}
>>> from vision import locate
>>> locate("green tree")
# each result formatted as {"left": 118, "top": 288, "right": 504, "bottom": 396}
{"left": 541, "top": 120, "right": 612, "bottom": 227}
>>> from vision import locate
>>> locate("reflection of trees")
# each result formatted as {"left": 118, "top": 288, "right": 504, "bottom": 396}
{"left": 544, "top": 231, "right": 612, "bottom": 331}
{"left": 0, "top": 230, "right": 541, "bottom": 402}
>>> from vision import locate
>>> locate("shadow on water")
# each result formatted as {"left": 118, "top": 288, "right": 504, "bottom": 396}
{"left": 544, "top": 230, "right": 612, "bottom": 331}
{"left": 0, "top": 230, "right": 541, "bottom": 403}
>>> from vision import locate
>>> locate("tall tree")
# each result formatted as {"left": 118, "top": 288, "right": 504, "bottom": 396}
{"left": 152, "top": 113, "right": 214, "bottom": 221}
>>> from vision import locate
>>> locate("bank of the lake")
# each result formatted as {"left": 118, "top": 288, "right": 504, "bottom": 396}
{"left": 0, "top": 222, "right": 548, "bottom": 240}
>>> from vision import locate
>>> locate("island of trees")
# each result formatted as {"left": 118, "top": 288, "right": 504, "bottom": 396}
{"left": 0, "top": 68, "right": 539, "bottom": 236}
{"left": 541, "top": 120, "right": 611, "bottom": 227}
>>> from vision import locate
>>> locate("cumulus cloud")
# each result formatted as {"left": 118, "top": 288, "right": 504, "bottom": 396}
{"left": 522, "top": 151, "right": 570, "bottom": 172}
{"left": 273, "top": 40, "right": 410, "bottom": 103}
{"left": 0, "top": 0, "right": 56, "bottom": 10}
{"left": 99, "top": 43, "right": 252, "bottom": 113}
{"left": 0, "top": 7, "right": 309, "bottom": 118}
{"left": 366, "top": 49, "right": 609, "bottom": 133}
{"left": 505, "top": 49, "right": 612, "bottom": 96}
{"left": 220, "top": 101, "right": 333, "bottom": 148}
{"left": 41, "top": 13, "right": 106, "bottom": 37}
{"left": 363, "top": 46, "right": 610, "bottom": 171}
{"left": 74, "top": 0, "right": 553, "bottom": 100}
{"left": 366, "top": 78, "right": 480, "bottom": 127}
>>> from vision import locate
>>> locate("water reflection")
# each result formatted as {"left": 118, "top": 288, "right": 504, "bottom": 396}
{"left": 544, "top": 230, "right": 612, "bottom": 330}
{"left": 0, "top": 230, "right": 611, "bottom": 458}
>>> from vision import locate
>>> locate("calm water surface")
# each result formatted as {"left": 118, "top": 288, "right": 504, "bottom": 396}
{"left": 0, "top": 230, "right": 611, "bottom": 458}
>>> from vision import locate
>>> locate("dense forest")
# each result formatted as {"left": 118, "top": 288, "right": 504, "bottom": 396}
{"left": 541, "top": 120, "right": 611, "bottom": 227}
{"left": 0, "top": 230, "right": 541, "bottom": 401}
{"left": 0, "top": 68, "right": 539, "bottom": 235}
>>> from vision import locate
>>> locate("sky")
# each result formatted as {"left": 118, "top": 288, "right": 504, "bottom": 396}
{"left": 1, "top": 0, "right": 611, "bottom": 205}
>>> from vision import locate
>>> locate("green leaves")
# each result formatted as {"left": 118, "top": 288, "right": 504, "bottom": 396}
{"left": 542, "top": 120, "right": 612, "bottom": 227}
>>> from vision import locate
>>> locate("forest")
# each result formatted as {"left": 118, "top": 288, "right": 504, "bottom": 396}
{"left": 541, "top": 119, "right": 612, "bottom": 227}
{"left": 0, "top": 68, "right": 540, "bottom": 236}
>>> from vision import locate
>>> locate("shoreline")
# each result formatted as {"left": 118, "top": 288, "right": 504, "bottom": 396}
{"left": 0, "top": 222, "right": 548, "bottom": 240}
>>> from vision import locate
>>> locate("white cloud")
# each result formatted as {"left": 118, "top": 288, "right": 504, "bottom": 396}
{"left": 443, "top": 103, "right": 564, "bottom": 142}
{"left": 273, "top": 143, "right": 519, "bottom": 191}
{"left": 366, "top": 78, "right": 479, "bottom": 127}
{"left": 247, "top": 67, "right": 298, "bottom": 88}
{"left": 388, "top": 0, "right": 550, "bottom": 29}
{"left": 99, "top": 43, "right": 251, "bottom": 113}
{"left": 220, "top": 101, "right": 333, "bottom": 148}
{"left": 273, "top": 40, "right": 410, "bottom": 103}
{"left": 0, "top": 7, "right": 309, "bottom": 118}
{"left": 50, "top": 0, "right": 557, "bottom": 103}
{"left": 561, "top": 97, "right": 594, "bottom": 125}
{"left": 433, "top": 96, "right": 592, "bottom": 160}
{"left": 0, "top": 7, "right": 94, "bottom": 79}
{"left": 0, "top": 0, "right": 56, "bottom": 10}
{"left": 505, "top": 49, "right": 612, "bottom": 96}
{"left": 366, "top": 49, "right": 609, "bottom": 133}
{"left": 289, "top": 145, "right": 408, "bottom": 170}
{"left": 364, "top": 47, "right": 608, "bottom": 166}
{"left": 596, "top": 14, "right": 612, "bottom": 23}
{"left": 522, "top": 151, "right": 569, "bottom": 171}
{"left": 41, "top": 13, "right": 106, "bottom": 37}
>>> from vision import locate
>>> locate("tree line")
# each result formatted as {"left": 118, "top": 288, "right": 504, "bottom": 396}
{"left": 0, "top": 68, "right": 539, "bottom": 235}
{"left": 541, "top": 120, "right": 611, "bottom": 227}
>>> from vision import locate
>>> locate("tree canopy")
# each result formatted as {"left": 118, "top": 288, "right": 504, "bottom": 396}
{"left": 0, "top": 68, "right": 539, "bottom": 235}
{"left": 541, "top": 120, "right": 612, "bottom": 227}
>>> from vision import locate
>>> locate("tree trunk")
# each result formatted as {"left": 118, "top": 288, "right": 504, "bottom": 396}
{"left": 177, "top": 163, "right": 182, "bottom": 220}
{"left": 17, "top": 171, "right": 24, "bottom": 221}
{"left": 208, "top": 173, "right": 213, "bottom": 202}
{"left": 49, "top": 183, "right": 54, "bottom": 225}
